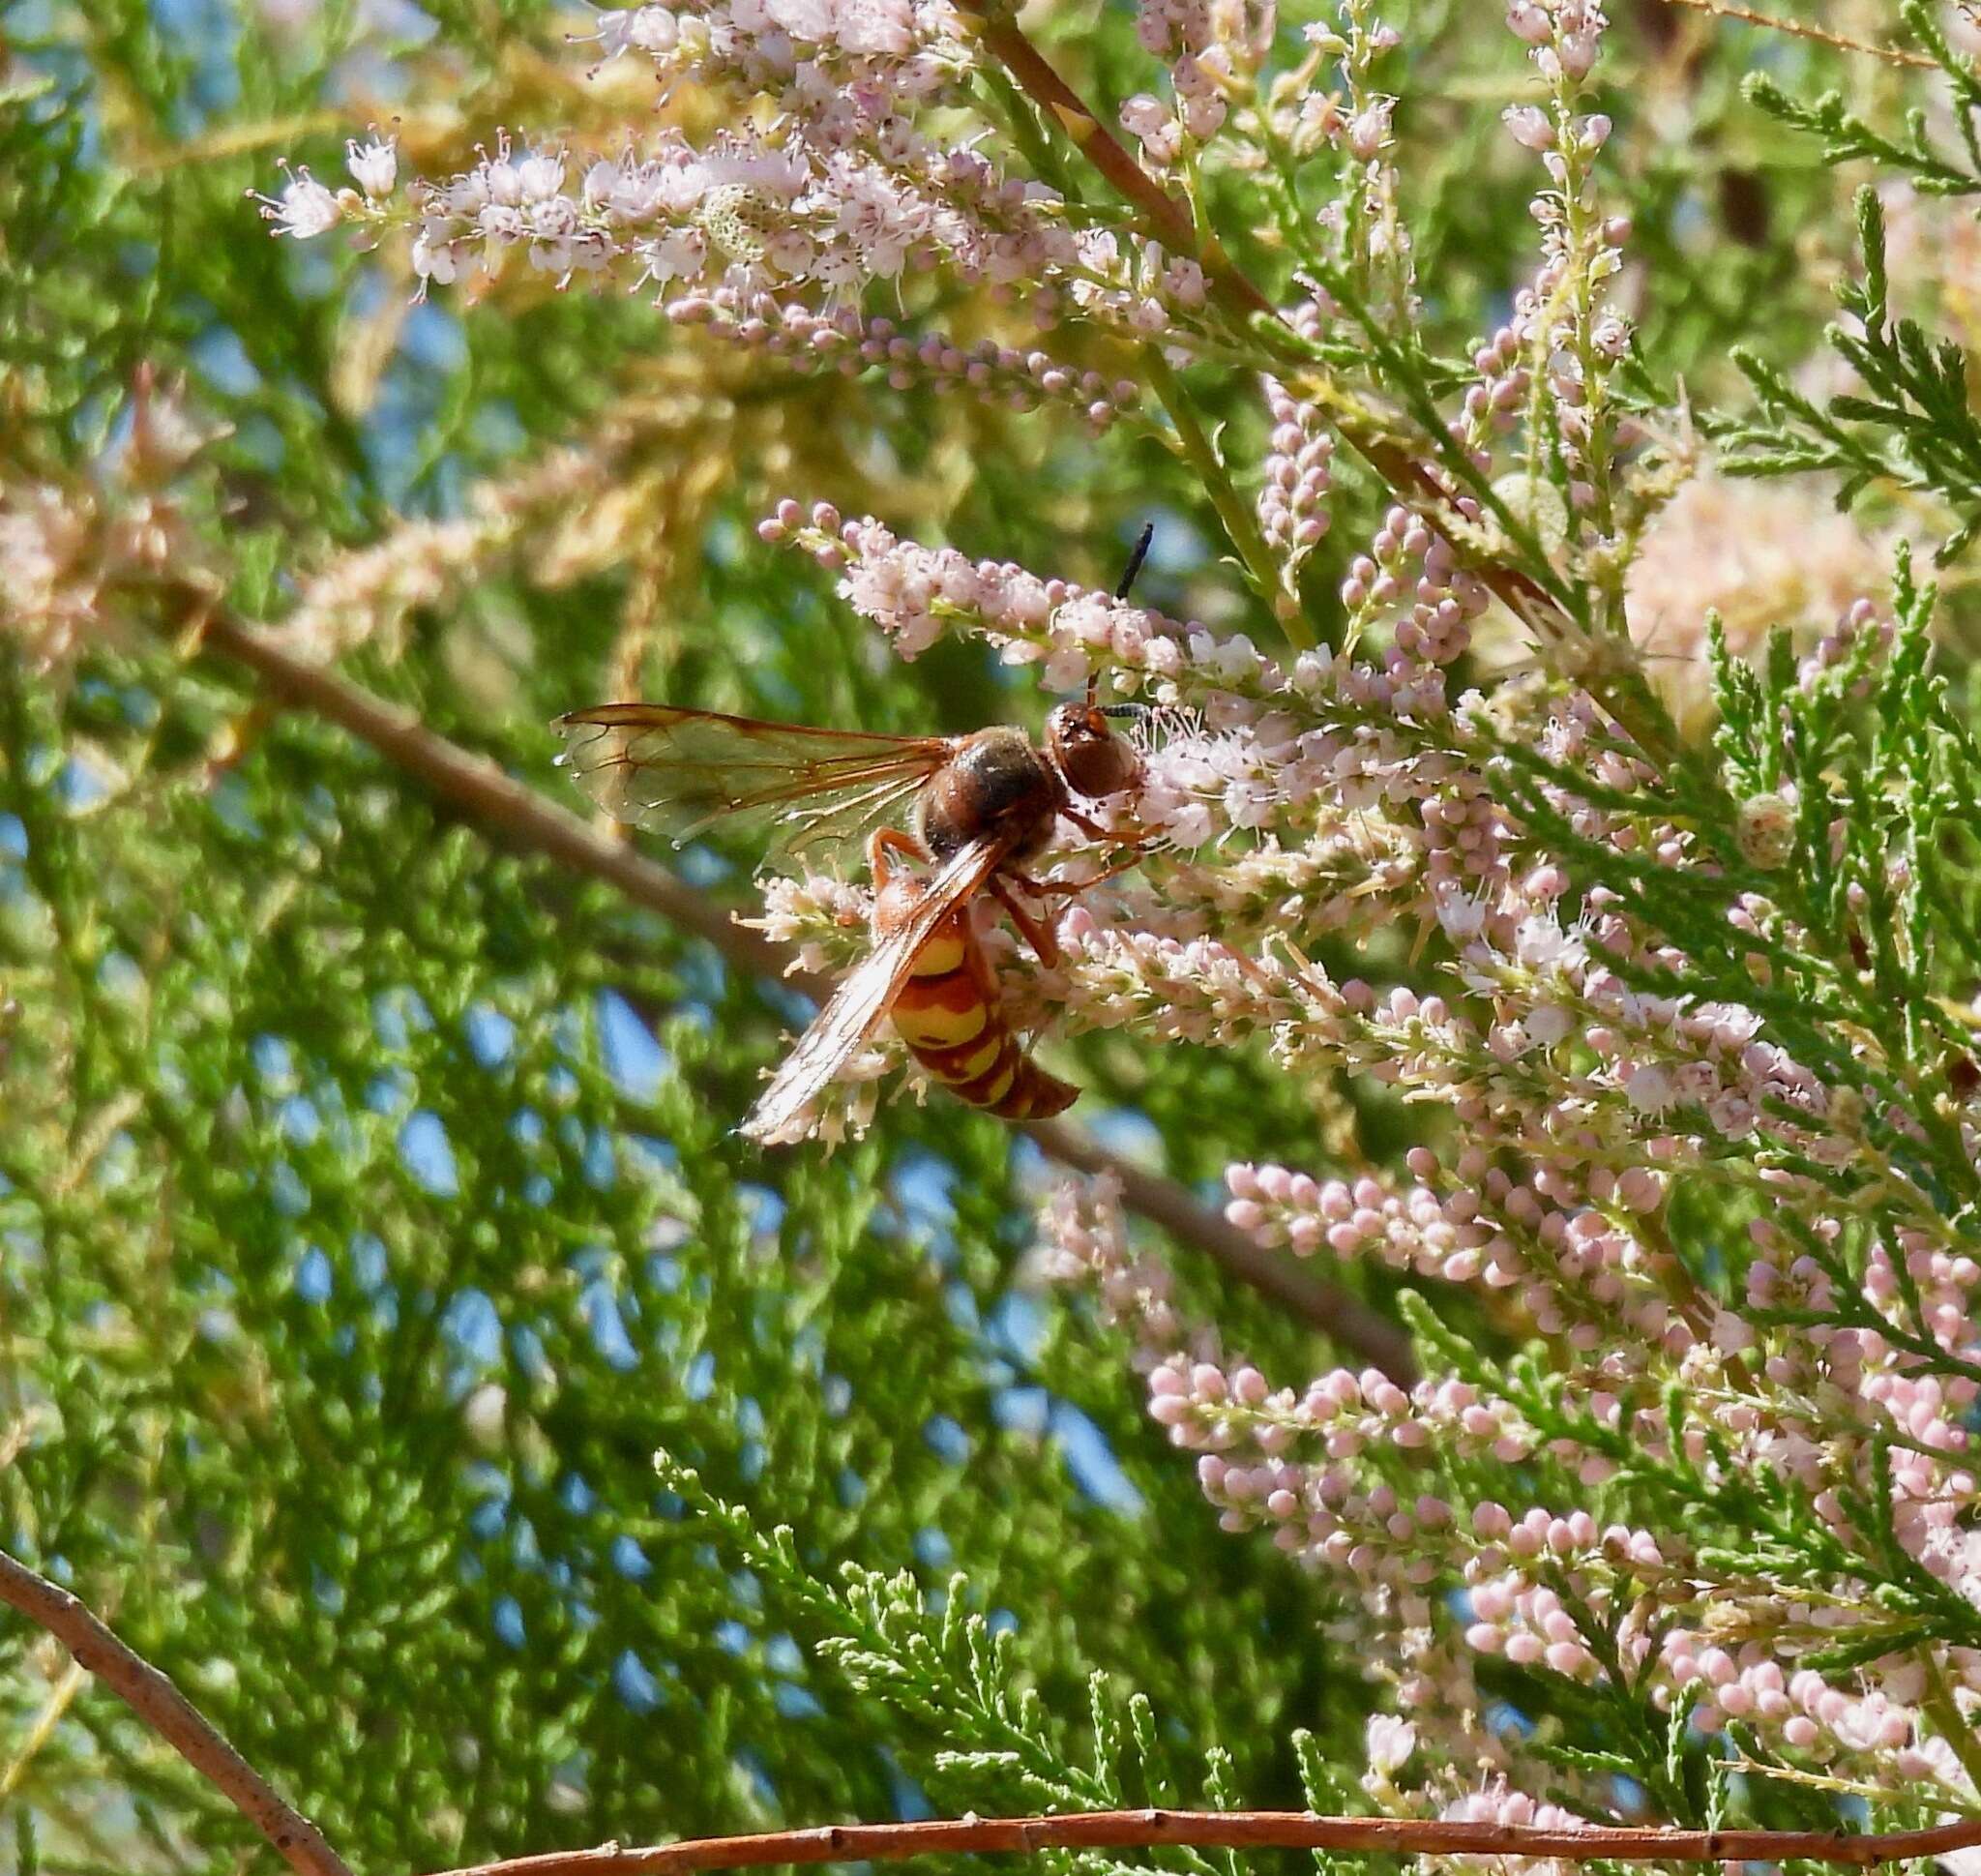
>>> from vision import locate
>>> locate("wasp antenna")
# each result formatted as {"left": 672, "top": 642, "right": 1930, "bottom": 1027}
{"left": 1114, "top": 521, "right": 1155, "bottom": 600}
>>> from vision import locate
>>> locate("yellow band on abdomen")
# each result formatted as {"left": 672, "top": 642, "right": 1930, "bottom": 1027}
{"left": 961, "top": 1057, "right": 1019, "bottom": 1108}
{"left": 909, "top": 931, "right": 967, "bottom": 977}
{"left": 923, "top": 1032, "right": 1003, "bottom": 1085}
{"left": 892, "top": 975, "right": 990, "bottom": 1049}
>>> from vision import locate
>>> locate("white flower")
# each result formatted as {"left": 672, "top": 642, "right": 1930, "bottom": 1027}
{"left": 1223, "top": 775, "right": 1277, "bottom": 829}
{"left": 259, "top": 169, "right": 342, "bottom": 239}
{"left": 344, "top": 134, "right": 398, "bottom": 198}
{"left": 1505, "top": 0, "right": 1551, "bottom": 40}
{"left": 1434, "top": 887, "right": 1489, "bottom": 942}
{"left": 477, "top": 203, "right": 525, "bottom": 244}
{"left": 827, "top": 162, "right": 921, "bottom": 276}
{"left": 1163, "top": 257, "right": 1206, "bottom": 307}
{"left": 836, "top": 0, "right": 915, "bottom": 55}
{"left": 1502, "top": 105, "right": 1554, "bottom": 152}
{"left": 811, "top": 247, "right": 866, "bottom": 299}
{"left": 582, "top": 160, "right": 620, "bottom": 208}
{"left": 1525, "top": 1003, "right": 1572, "bottom": 1048}
{"left": 1512, "top": 913, "right": 1580, "bottom": 970}
{"left": 517, "top": 152, "right": 567, "bottom": 202}
{"left": 411, "top": 221, "right": 460, "bottom": 285}
{"left": 527, "top": 194, "right": 579, "bottom": 242}
{"left": 706, "top": 139, "right": 808, "bottom": 200}
{"left": 767, "top": 0, "right": 834, "bottom": 39}
{"left": 1366, "top": 1714, "right": 1416, "bottom": 1775}
{"left": 654, "top": 160, "right": 713, "bottom": 216}
{"left": 636, "top": 228, "right": 708, "bottom": 284}
{"left": 1345, "top": 99, "right": 1394, "bottom": 159}
{"left": 1160, "top": 800, "right": 1214, "bottom": 847}
{"left": 1622, "top": 1062, "right": 1675, "bottom": 1115}
{"left": 586, "top": 6, "right": 637, "bottom": 53}
{"left": 629, "top": 5, "right": 679, "bottom": 49}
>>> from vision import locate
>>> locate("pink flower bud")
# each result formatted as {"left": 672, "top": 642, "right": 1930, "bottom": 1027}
{"left": 1503, "top": 105, "right": 1554, "bottom": 151}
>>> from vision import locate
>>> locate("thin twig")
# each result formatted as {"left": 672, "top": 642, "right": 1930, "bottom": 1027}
{"left": 958, "top": 6, "right": 1272, "bottom": 317}
{"left": 1655, "top": 0, "right": 1938, "bottom": 68}
{"left": 199, "top": 614, "right": 792, "bottom": 976}
{"left": 187, "top": 610, "right": 1415, "bottom": 1380}
{"left": 956, "top": 2, "right": 1686, "bottom": 770}
{"left": 426, "top": 1805, "right": 1981, "bottom": 1876}
{"left": 0, "top": 1660, "right": 88, "bottom": 1800}
{"left": 1141, "top": 345, "right": 1308, "bottom": 645}
{"left": 0, "top": 1547, "right": 354, "bottom": 1876}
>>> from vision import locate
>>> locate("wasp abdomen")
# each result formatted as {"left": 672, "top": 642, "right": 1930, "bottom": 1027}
{"left": 887, "top": 905, "right": 1078, "bottom": 1120}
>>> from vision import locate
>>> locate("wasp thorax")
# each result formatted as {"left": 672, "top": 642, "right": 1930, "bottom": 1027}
{"left": 1045, "top": 703, "right": 1139, "bottom": 799}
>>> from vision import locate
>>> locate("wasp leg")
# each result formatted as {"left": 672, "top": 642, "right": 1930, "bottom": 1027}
{"left": 867, "top": 825, "right": 925, "bottom": 887}
{"left": 990, "top": 875, "right": 1061, "bottom": 969}
{"left": 1063, "top": 807, "right": 1161, "bottom": 850}
{"left": 1021, "top": 848, "right": 1148, "bottom": 899}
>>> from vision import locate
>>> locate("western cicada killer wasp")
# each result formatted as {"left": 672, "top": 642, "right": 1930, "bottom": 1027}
{"left": 555, "top": 531, "right": 1156, "bottom": 1142}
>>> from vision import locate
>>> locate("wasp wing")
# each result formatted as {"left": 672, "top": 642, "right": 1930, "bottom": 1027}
{"left": 741, "top": 835, "right": 1018, "bottom": 1144}
{"left": 555, "top": 703, "right": 955, "bottom": 861}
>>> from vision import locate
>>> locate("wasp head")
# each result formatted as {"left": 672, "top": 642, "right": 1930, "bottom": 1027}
{"left": 1045, "top": 701, "right": 1141, "bottom": 799}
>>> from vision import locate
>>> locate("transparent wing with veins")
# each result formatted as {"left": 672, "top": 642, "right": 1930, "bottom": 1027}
{"left": 555, "top": 702, "right": 956, "bottom": 862}
{"left": 740, "top": 834, "right": 1018, "bottom": 1144}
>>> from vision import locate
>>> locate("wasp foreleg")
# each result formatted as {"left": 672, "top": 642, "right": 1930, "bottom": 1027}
{"left": 1062, "top": 806, "right": 1163, "bottom": 851}
{"left": 990, "top": 875, "right": 1062, "bottom": 969}
{"left": 1020, "top": 848, "right": 1150, "bottom": 900}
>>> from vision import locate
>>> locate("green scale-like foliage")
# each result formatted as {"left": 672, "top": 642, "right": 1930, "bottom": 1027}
{"left": 0, "top": 660, "right": 1349, "bottom": 1874}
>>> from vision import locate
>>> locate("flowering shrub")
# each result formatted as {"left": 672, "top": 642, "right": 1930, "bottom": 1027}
{"left": 234, "top": 0, "right": 1981, "bottom": 1838}
{"left": 14, "top": 0, "right": 1981, "bottom": 1865}
{"left": 240, "top": 0, "right": 1981, "bottom": 1836}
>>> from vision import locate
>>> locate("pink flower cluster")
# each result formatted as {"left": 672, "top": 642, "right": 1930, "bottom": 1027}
{"left": 353, "top": 128, "right": 1080, "bottom": 304}
{"left": 677, "top": 301, "right": 1140, "bottom": 426}
{"left": 1044, "top": 1167, "right": 1981, "bottom": 1818}
{"left": 1227, "top": 1149, "right": 1677, "bottom": 1353}
{"left": 1494, "top": 0, "right": 1629, "bottom": 538}
{"left": 587, "top": 0, "right": 971, "bottom": 118}
{"left": 1257, "top": 377, "right": 1333, "bottom": 593}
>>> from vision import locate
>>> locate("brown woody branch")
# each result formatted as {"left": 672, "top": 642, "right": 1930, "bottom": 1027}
{"left": 0, "top": 1546, "right": 354, "bottom": 1876}
{"left": 190, "top": 611, "right": 1416, "bottom": 1381}
{"left": 7, "top": 1532, "right": 1973, "bottom": 1875}
{"left": 433, "top": 1807, "right": 1981, "bottom": 1876}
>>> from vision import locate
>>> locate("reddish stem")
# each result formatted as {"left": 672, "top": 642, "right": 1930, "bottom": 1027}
{"left": 430, "top": 1805, "right": 1981, "bottom": 1876}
